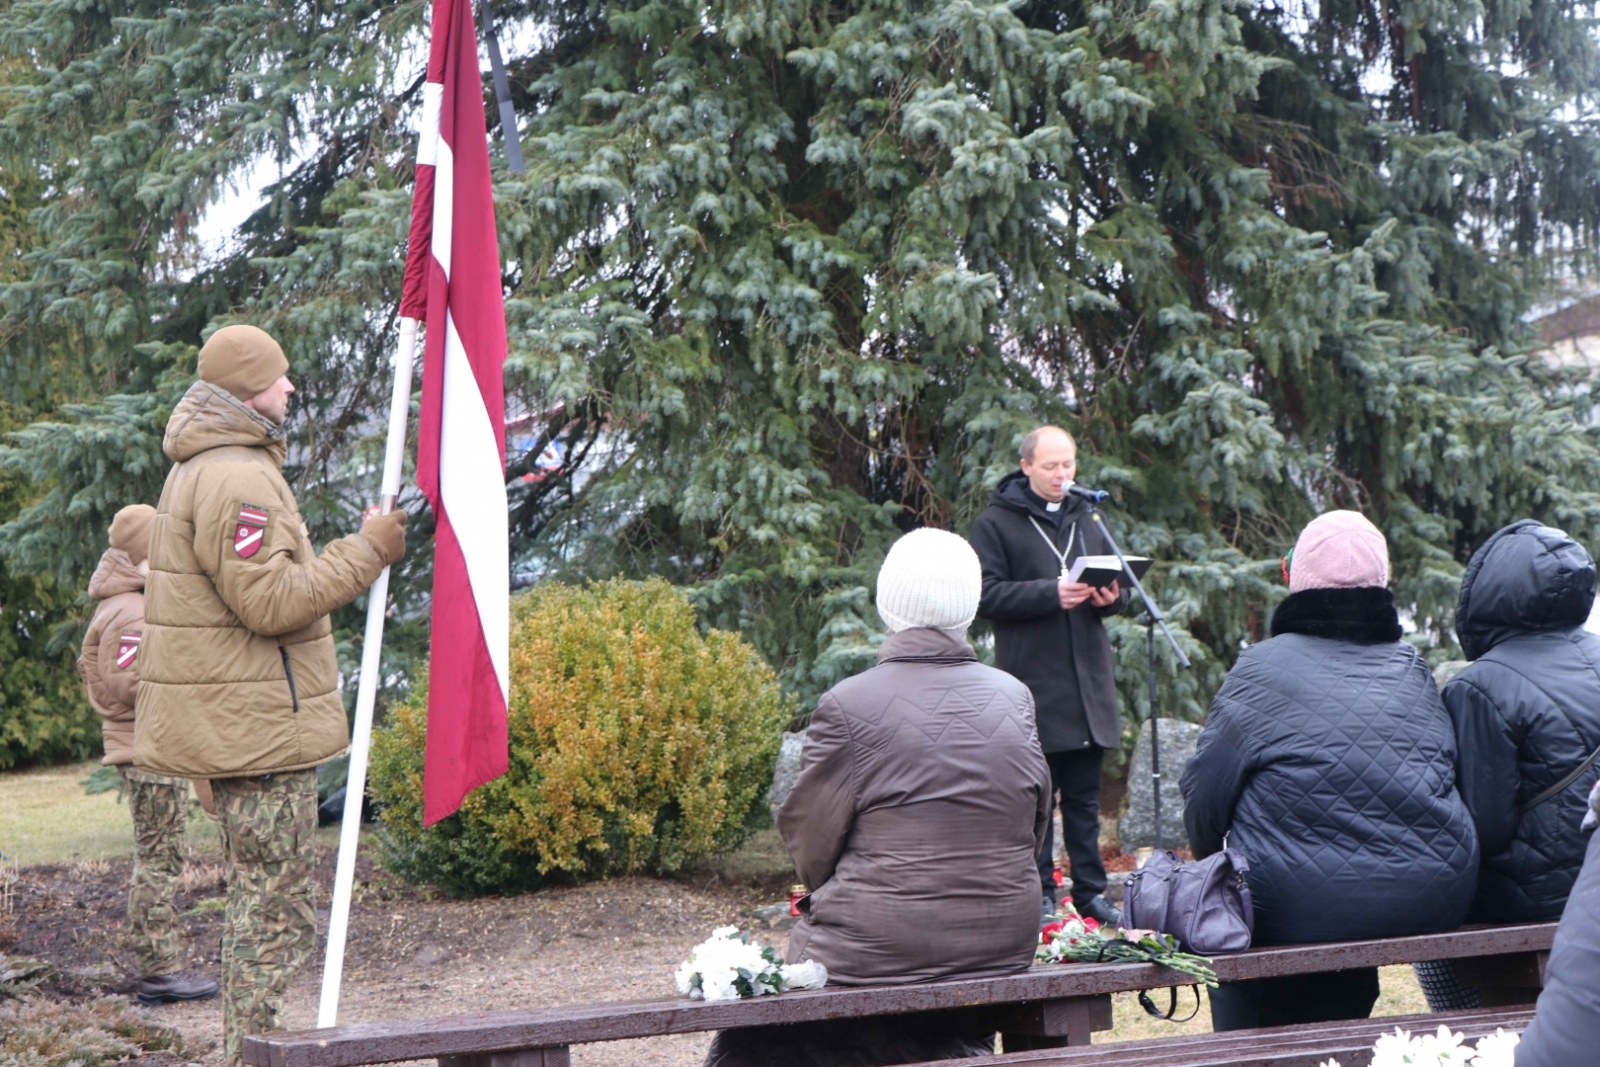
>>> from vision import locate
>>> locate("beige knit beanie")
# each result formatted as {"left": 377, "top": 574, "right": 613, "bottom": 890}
{"left": 876, "top": 529, "right": 983, "bottom": 633}
{"left": 109, "top": 504, "right": 156, "bottom": 566}
{"left": 198, "top": 324, "right": 290, "bottom": 401}
{"left": 1288, "top": 510, "right": 1390, "bottom": 592}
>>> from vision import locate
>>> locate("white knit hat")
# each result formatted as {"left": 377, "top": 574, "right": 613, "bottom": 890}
{"left": 876, "top": 529, "right": 983, "bottom": 633}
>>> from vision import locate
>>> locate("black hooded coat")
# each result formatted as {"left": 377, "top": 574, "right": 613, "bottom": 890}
{"left": 969, "top": 471, "right": 1128, "bottom": 752}
{"left": 1444, "top": 520, "right": 1600, "bottom": 922}
{"left": 1181, "top": 587, "right": 1479, "bottom": 946}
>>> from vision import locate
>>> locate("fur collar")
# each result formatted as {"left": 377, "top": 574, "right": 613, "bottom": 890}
{"left": 1271, "top": 587, "right": 1402, "bottom": 644}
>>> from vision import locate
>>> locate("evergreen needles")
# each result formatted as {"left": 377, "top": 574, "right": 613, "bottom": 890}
{"left": 2, "top": 1, "right": 1599, "bottom": 742}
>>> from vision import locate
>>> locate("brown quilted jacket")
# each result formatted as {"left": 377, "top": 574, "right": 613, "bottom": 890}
{"left": 78, "top": 549, "right": 146, "bottom": 765}
{"left": 778, "top": 627, "right": 1052, "bottom": 985}
{"left": 133, "top": 381, "right": 385, "bottom": 778}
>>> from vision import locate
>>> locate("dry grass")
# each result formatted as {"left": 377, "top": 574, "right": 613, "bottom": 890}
{"left": 1097, "top": 964, "right": 1430, "bottom": 1045}
{"left": 0, "top": 761, "right": 220, "bottom": 864}
{"left": 0, "top": 995, "right": 204, "bottom": 1066}
{"left": 1, "top": 858, "right": 17, "bottom": 918}
{"left": 178, "top": 861, "right": 228, "bottom": 895}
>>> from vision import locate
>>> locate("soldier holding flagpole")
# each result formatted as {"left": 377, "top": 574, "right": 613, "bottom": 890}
{"left": 132, "top": 325, "right": 408, "bottom": 1067}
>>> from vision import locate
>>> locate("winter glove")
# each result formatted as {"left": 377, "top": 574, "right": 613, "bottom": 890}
{"left": 361, "top": 509, "right": 407, "bottom": 567}
{"left": 1584, "top": 779, "right": 1600, "bottom": 833}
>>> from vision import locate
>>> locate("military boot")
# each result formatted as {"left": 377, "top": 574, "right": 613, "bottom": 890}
{"left": 135, "top": 972, "right": 220, "bottom": 1005}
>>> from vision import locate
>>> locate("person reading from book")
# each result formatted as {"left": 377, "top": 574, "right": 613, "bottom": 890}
{"left": 703, "top": 530, "right": 1052, "bottom": 1067}
{"left": 970, "top": 424, "right": 1130, "bottom": 927}
{"left": 1181, "top": 510, "right": 1477, "bottom": 1031}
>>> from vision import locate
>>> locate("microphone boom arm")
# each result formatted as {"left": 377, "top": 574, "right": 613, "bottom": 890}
{"left": 1085, "top": 503, "right": 1189, "bottom": 854}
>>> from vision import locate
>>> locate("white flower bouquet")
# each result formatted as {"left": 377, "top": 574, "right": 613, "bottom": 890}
{"left": 674, "top": 926, "right": 828, "bottom": 1001}
{"left": 1319, "top": 1024, "right": 1520, "bottom": 1067}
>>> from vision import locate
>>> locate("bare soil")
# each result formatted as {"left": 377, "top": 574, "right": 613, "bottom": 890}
{"left": 3, "top": 823, "right": 1426, "bottom": 1065}
{"left": 3, "top": 840, "right": 794, "bottom": 1067}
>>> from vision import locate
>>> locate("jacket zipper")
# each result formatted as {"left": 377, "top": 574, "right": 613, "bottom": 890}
{"left": 279, "top": 646, "right": 300, "bottom": 714}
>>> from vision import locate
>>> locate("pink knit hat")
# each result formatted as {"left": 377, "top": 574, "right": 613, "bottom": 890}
{"left": 1288, "top": 511, "right": 1389, "bottom": 592}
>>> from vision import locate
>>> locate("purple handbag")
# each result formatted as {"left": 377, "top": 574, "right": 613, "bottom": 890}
{"left": 1123, "top": 847, "right": 1255, "bottom": 956}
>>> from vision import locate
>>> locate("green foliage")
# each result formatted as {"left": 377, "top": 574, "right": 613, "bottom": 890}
{"left": 0, "top": 2, "right": 433, "bottom": 761}
{"left": 0, "top": 561, "right": 96, "bottom": 770}
{"left": 368, "top": 578, "right": 790, "bottom": 897}
{"left": 0, "top": 419, "right": 97, "bottom": 769}
{"left": 2, "top": 0, "right": 1599, "bottom": 753}
{"left": 80, "top": 764, "right": 125, "bottom": 801}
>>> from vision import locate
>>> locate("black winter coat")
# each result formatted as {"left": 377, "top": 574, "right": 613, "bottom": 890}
{"left": 1516, "top": 824, "right": 1600, "bottom": 1067}
{"left": 969, "top": 471, "right": 1128, "bottom": 752}
{"left": 1181, "top": 587, "right": 1478, "bottom": 946}
{"left": 1445, "top": 520, "right": 1600, "bottom": 922}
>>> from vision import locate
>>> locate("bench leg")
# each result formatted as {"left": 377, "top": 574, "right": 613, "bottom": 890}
{"left": 439, "top": 1049, "right": 570, "bottom": 1067}
{"left": 997, "top": 994, "right": 1113, "bottom": 1049}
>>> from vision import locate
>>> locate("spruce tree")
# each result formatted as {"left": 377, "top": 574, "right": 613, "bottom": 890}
{"left": 0, "top": 50, "right": 98, "bottom": 765}
{"left": 2, "top": 0, "right": 1598, "bottom": 752}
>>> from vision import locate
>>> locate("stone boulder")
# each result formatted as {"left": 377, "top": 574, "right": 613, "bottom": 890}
{"left": 767, "top": 730, "right": 807, "bottom": 811}
{"left": 1120, "top": 717, "right": 1203, "bottom": 851}
{"left": 1432, "top": 660, "right": 1469, "bottom": 691}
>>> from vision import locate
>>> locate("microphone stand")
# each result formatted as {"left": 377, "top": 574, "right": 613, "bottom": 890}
{"left": 1086, "top": 505, "right": 1190, "bottom": 852}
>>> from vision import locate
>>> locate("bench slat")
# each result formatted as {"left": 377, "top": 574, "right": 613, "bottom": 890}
{"left": 1207, "top": 925, "right": 1554, "bottom": 982}
{"left": 244, "top": 924, "right": 1555, "bottom": 1067}
{"left": 904, "top": 1007, "right": 1537, "bottom": 1067}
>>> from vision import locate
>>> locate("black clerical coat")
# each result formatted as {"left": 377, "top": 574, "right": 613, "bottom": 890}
{"left": 969, "top": 470, "right": 1127, "bottom": 752}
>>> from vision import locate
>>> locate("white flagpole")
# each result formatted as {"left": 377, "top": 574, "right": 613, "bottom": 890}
{"left": 317, "top": 314, "right": 420, "bottom": 1028}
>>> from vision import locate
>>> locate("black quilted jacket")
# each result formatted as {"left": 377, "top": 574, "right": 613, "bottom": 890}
{"left": 1445, "top": 520, "right": 1600, "bottom": 922}
{"left": 1181, "top": 587, "right": 1478, "bottom": 946}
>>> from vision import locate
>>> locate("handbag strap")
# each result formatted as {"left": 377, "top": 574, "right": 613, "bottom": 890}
{"left": 1137, "top": 986, "right": 1202, "bottom": 1023}
{"left": 1519, "top": 738, "right": 1600, "bottom": 814}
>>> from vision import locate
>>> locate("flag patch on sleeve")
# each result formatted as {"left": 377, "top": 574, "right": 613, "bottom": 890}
{"left": 234, "top": 504, "right": 270, "bottom": 559}
{"left": 116, "top": 631, "right": 141, "bottom": 670}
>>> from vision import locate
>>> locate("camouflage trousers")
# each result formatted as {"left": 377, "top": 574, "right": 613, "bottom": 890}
{"left": 213, "top": 770, "right": 319, "bottom": 1067}
{"left": 123, "top": 766, "right": 190, "bottom": 977}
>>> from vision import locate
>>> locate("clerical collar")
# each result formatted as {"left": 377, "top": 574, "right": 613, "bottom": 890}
{"left": 1021, "top": 484, "right": 1067, "bottom": 525}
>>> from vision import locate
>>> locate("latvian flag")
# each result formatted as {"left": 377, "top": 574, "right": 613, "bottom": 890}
{"left": 401, "top": 0, "right": 511, "bottom": 825}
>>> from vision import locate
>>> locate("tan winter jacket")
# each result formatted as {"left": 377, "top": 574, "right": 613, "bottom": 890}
{"left": 133, "top": 381, "right": 386, "bottom": 778}
{"left": 78, "top": 549, "right": 146, "bottom": 765}
{"left": 778, "top": 627, "right": 1053, "bottom": 985}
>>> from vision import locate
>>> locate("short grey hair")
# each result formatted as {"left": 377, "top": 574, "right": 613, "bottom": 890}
{"left": 1020, "top": 425, "right": 1076, "bottom": 463}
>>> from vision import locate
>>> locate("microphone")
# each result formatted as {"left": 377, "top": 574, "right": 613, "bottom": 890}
{"left": 1064, "top": 483, "right": 1109, "bottom": 503}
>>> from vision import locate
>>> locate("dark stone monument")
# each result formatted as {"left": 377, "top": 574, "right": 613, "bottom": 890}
{"left": 1120, "top": 717, "right": 1202, "bottom": 851}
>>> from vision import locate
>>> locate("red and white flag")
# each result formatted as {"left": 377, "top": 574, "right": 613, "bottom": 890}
{"left": 401, "top": 0, "right": 510, "bottom": 826}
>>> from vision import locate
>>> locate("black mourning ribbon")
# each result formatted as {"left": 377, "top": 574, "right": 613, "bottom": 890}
{"left": 477, "top": 0, "right": 526, "bottom": 173}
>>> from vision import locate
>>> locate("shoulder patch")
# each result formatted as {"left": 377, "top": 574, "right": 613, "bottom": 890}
{"left": 116, "top": 631, "right": 141, "bottom": 670}
{"left": 234, "top": 503, "right": 270, "bottom": 559}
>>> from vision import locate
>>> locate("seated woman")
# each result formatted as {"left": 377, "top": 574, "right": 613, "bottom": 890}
{"left": 705, "top": 528, "right": 1052, "bottom": 1067}
{"left": 1416, "top": 521, "right": 1600, "bottom": 1010}
{"left": 1180, "top": 511, "right": 1478, "bottom": 1032}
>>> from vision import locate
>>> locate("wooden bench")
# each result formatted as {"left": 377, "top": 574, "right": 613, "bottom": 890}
{"left": 242, "top": 922, "right": 1555, "bottom": 1067}
{"left": 904, "top": 1005, "right": 1538, "bottom": 1067}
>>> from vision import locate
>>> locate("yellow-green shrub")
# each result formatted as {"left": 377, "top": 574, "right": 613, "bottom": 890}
{"left": 369, "top": 578, "right": 791, "bottom": 896}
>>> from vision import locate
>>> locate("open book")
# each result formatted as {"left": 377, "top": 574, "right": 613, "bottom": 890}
{"left": 1066, "top": 554, "right": 1152, "bottom": 589}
